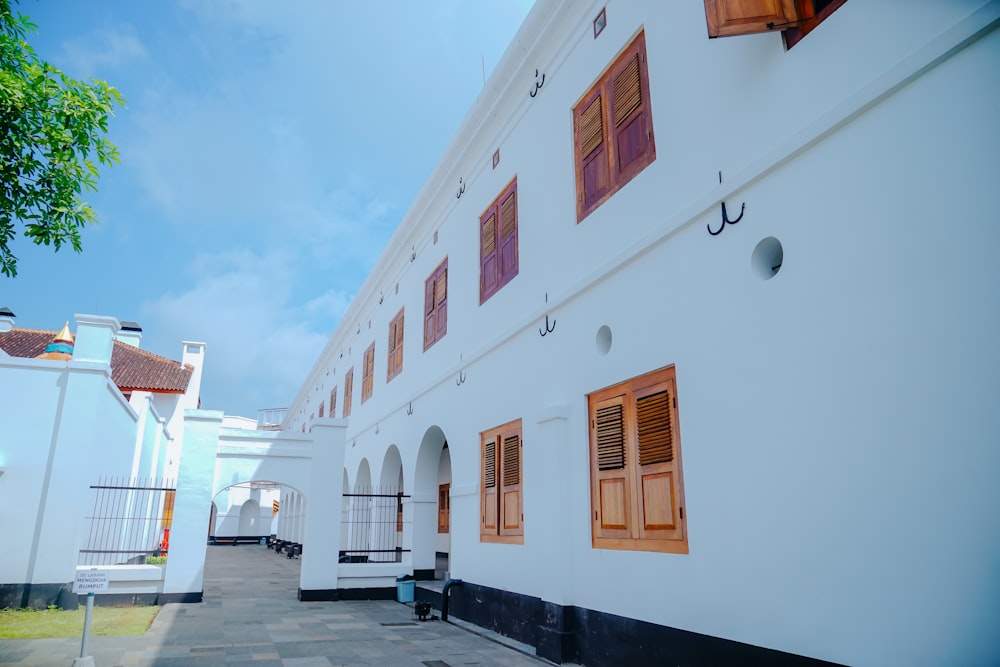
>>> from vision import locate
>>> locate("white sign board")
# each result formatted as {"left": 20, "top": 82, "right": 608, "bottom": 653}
{"left": 73, "top": 569, "right": 109, "bottom": 593}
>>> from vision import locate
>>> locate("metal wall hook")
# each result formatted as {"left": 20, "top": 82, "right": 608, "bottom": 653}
{"left": 539, "top": 314, "right": 556, "bottom": 337}
{"left": 406, "top": 402, "right": 413, "bottom": 416}
{"left": 410, "top": 246, "right": 416, "bottom": 262}
{"left": 456, "top": 369, "right": 466, "bottom": 386}
{"left": 456, "top": 177, "right": 466, "bottom": 199}
{"left": 529, "top": 69, "right": 546, "bottom": 97}
{"left": 375, "top": 423, "right": 379, "bottom": 435}
{"left": 378, "top": 292, "right": 384, "bottom": 305}
{"left": 708, "top": 201, "right": 745, "bottom": 236}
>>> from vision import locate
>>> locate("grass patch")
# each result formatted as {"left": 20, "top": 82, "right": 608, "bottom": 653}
{"left": 0, "top": 605, "right": 160, "bottom": 639}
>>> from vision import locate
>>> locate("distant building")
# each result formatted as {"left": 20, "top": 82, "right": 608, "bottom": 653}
{"left": 0, "top": 312, "right": 206, "bottom": 607}
{"left": 284, "top": 1, "right": 1000, "bottom": 665}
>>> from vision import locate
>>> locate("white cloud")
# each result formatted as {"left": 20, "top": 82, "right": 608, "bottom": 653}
{"left": 58, "top": 25, "right": 147, "bottom": 78}
{"left": 139, "top": 247, "right": 341, "bottom": 418}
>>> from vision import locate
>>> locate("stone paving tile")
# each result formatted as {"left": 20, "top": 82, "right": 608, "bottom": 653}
{"left": 0, "top": 546, "right": 549, "bottom": 667}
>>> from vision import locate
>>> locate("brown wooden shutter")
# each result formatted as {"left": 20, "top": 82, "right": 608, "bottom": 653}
{"left": 500, "top": 431, "right": 523, "bottom": 536}
{"left": 330, "top": 387, "right": 337, "bottom": 419}
{"left": 424, "top": 272, "right": 435, "bottom": 347}
{"left": 438, "top": 483, "right": 450, "bottom": 533}
{"left": 481, "top": 434, "right": 499, "bottom": 535}
{"left": 590, "top": 394, "right": 632, "bottom": 540}
{"left": 611, "top": 36, "right": 653, "bottom": 180}
{"left": 395, "top": 313, "right": 404, "bottom": 373}
{"left": 704, "top": 0, "right": 797, "bottom": 38}
{"left": 498, "top": 187, "right": 518, "bottom": 284}
{"left": 634, "top": 377, "right": 684, "bottom": 542}
{"left": 576, "top": 89, "right": 610, "bottom": 215}
{"left": 434, "top": 266, "right": 447, "bottom": 339}
{"left": 480, "top": 210, "right": 498, "bottom": 302}
{"left": 344, "top": 369, "right": 353, "bottom": 417}
{"left": 318, "top": 401, "right": 324, "bottom": 418}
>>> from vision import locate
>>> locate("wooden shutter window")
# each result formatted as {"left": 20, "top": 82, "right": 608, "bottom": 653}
{"left": 574, "top": 32, "right": 654, "bottom": 222}
{"left": 424, "top": 259, "right": 448, "bottom": 350}
{"left": 388, "top": 309, "right": 404, "bottom": 382}
{"left": 595, "top": 403, "right": 626, "bottom": 470}
{"left": 318, "top": 401, "right": 324, "bottom": 418}
{"left": 481, "top": 419, "right": 523, "bottom": 544}
{"left": 704, "top": 0, "right": 797, "bottom": 38}
{"left": 343, "top": 369, "right": 353, "bottom": 417}
{"left": 579, "top": 96, "right": 604, "bottom": 158}
{"left": 330, "top": 387, "right": 337, "bottom": 419}
{"left": 636, "top": 390, "right": 673, "bottom": 465}
{"left": 588, "top": 367, "right": 687, "bottom": 553}
{"left": 480, "top": 178, "right": 518, "bottom": 304}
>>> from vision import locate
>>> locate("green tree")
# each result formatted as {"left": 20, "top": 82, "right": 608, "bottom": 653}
{"left": 0, "top": 0, "right": 124, "bottom": 277}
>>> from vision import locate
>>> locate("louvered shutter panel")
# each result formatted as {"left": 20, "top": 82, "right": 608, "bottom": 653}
{"left": 611, "top": 37, "right": 653, "bottom": 180}
{"left": 434, "top": 267, "right": 447, "bottom": 339}
{"left": 634, "top": 378, "right": 684, "bottom": 542}
{"left": 590, "top": 394, "right": 632, "bottom": 540}
{"left": 424, "top": 273, "right": 435, "bottom": 347}
{"left": 576, "top": 90, "right": 610, "bottom": 215}
{"left": 499, "top": 431, "right": 523, "bottom": 536}
{"left": 481, "top": 435, "right": 499, "bottom": 535}
{"left": 498, "top": 188, "right": 518, "bottom": 285}
{"left": 344, "top": 370, "right": 353, "bottom": 417}
{"left": 318, "top": 401, "right": 324, "bottom": 418}
{"left": 330, "top": 388, "right": 337, "bottom": 419}
{"left": 480, "top": 210, "right": 499, "bottom": 302}
{"left": 394, "top": 313, "right": 404, "bottom": 375}
{"left": 704, "top": 0, "right": 798, "bottom": 38}
{"left": 387, "top": 319, "right": 397, "bottom": 379}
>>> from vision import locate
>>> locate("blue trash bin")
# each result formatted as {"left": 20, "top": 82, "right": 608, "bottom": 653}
{"left": 396, "top": 576, "right": 415, "bottom": 603}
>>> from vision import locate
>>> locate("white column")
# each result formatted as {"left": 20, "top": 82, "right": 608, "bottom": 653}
{"left": 162, "top": 410, "right": 222, "bottom": 599}
{"left": 299, "top": 418, "right": 346, "bottom": 595}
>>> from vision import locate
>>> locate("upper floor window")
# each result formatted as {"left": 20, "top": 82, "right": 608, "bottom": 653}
{"left": 343, "top": 369, "right": 354, "bottom": 417}
{"left": 424, "top": 258, "right": 448, "bottom": 350}
{"left": 480, "top": 178, "right": 518, "bottom": 304}
{"left": 318, "top": 401, "right": 324, "bottom": 418}
{"left": 480, "top": 418, "right": 523, "bottom": 544}
{"left": 573, "top": 31, "right": 655, "bottom": 222}
{"left": 387, "top": 308, "right": 404, "bottom": 382}
{"left": 330, "top": 387, "right": 337, "bottom": 419}
{"left": 703, "top": 0, "right": 847, "bottom": 47}
{"left": 588, "top": 365, "right": 687, "bottom": 554}
{"left": 361, "top": 342, "right": 375, "bottom": 403}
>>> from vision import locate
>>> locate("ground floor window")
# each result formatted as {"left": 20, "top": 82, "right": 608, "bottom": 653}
{"left": 480, "top": 419, "right": 523, "bottom": 544}
{"left": 588, "top": 366, "right": 687, "bottom": 553}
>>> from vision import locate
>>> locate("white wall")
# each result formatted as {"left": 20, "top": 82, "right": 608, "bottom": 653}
{"left": 284, "top": 2, "right": 1000, "bottom": 665}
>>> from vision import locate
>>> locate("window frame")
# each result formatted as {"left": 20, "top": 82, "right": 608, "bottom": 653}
{"left": 343, "top": 369, "right": 354, "bottom": 417}
{"left": 573, "top": 30, "right": 655, "bottom": 223}
{"left": 424, "top": 258, "right": 448, "bottom": 350}
{"left": 479, "top": 178, "right": 518, "bottom": 304}
{"left": 387, "top": 308, "right": 404, "bottom": 382}
{"left": 588, "top": 365, "right": 687, "bottom": 554}
{"left": 361, "top": 342, "right": 375, "bottom": 403}
{"left": 329, "top": 386, "right": 337, "bottom": 419}
{"left": 480, "top": 418, "right": 523, "bottom": 544}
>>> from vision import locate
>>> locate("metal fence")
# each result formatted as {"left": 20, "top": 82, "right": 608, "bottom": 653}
{"left": 341, "top": 484, "right": 409, "bottom": 563}
{"left": 78, "top": 476, "right": 175, "bottom": 566}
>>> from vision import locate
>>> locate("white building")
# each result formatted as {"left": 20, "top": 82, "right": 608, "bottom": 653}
{"left": 286, "top": 1, "right": 1000, "bottom": 664}
{"left": 0, "top": 313, "right": 208, "bottom": 607}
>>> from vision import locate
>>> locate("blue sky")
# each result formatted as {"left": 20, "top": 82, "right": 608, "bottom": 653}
{"left": 2, "top": 0, "right": 534, "bottom": 417}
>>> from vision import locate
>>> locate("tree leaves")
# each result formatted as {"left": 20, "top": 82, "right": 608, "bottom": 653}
{"left": 0, "top": 0, "right": 124, "bottom": 277}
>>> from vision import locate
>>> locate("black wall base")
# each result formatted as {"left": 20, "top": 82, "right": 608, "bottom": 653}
{"left": 298, "top": 587, "right": 397, "bottom": 602}
{"left": 434, "top": 580, "right": 845, "bottom": 667}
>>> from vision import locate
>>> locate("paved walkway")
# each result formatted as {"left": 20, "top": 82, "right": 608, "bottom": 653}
{"left": 0, "top": 546, "right": 549, "bottom": 667}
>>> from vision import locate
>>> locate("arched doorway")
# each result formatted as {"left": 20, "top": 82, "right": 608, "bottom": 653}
{"left": 414, "top": 426, "right": 450, "bottom": 579}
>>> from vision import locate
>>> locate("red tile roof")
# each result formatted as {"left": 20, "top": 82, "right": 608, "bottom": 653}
{"left": 0, "top": 328, "right": 193, "bottom": 393}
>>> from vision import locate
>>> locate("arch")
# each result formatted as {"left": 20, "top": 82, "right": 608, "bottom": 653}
{"left": 238, "top": 499, "right": 261, "bottom": 536}
{"left": 413, "top": 425, "right": 449, "bottom": 576}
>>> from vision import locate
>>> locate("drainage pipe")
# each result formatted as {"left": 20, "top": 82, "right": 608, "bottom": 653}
{"left": 440, "top": 578, "right": 464, "bottom": 622}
